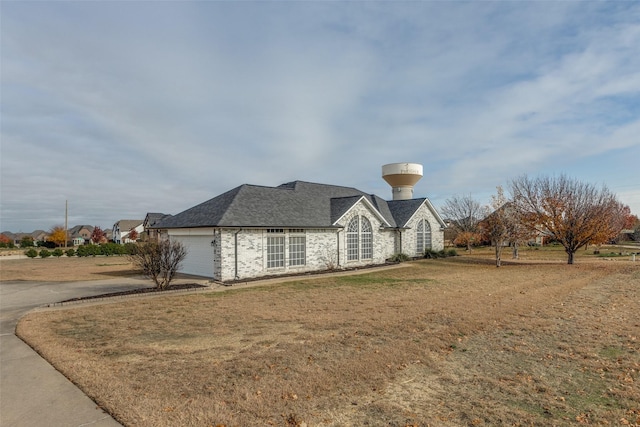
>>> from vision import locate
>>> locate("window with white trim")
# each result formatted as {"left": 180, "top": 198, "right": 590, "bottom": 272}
{"left": 288, "top": 230, "right": 306, "bottom": 266}
{"left": 267, "top": 229, "right": 284, "bottom": 268}
{"left": 361, "top": 217, "right": 372, "bottom": 259}
{"left": 347, "top": 217, "right": 359, "bottom": 261}
{"left": 416, "top": 219, "right": 432, "bottom": 254}
{"left": 346, "top": 216, "right": 373, "bottom": 261}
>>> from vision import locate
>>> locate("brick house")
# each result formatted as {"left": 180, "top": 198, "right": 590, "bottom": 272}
{"left": 152, "top": 180, "right": 445, "bottom": 282}
{"left": 68, "top": 225, "right": 94, "bottom": 246}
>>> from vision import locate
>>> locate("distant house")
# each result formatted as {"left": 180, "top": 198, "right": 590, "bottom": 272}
{"left": 68, "top": 225, "right": 94, "bottom": 246}
{"left": 112, "top": 220, "right": 143, "bottom": 244}
{"left": 142, "top": 213, "right": 172, "bottom": 242}
{"left": 1, "top": 231, "right": 45, "bottom": 247}
{"left": 30, "top": 230, "right": 48, "bottom": 244}
{"left": 153, "top": 180, "right": 446, "bottom": 282}
{"left": 12, "top": 232, "right": 32, "bottom": 247}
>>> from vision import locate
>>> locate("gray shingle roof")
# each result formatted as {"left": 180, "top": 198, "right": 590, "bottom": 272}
{"left": 154, "top": 181, "right": 430, "bottom": 229}
{"left": 114, "top": 220, "right": 143, "bottom": 231}
{"left": 144, "top": 213, "right": 172, "bottom": 228}
{"left": 387, "top": 199, "right": 427, "bottom": 228}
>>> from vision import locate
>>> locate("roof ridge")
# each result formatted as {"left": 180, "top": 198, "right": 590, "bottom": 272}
{"left": 217, "top": 184, "right": 248, "bottom": 225}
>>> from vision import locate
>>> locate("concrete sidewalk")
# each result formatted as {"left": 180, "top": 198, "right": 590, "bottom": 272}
{"left": 1, "top": 334, "right": 121, "bottom": 426}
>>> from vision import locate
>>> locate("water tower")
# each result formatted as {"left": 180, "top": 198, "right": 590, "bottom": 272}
{"left": 382, "top": 163, "right": 423, "bottom": 200}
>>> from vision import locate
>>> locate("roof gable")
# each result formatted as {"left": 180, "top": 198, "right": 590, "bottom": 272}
{"left": 388, "top": 198, "right": 446, "bottom": 228}
{"left": 144, "top": 213, "right": 172, "bottom": 228}
{"left": 115, "top": 220, "right": 143, "bottom": 231}
{"left": 331, "top": 196, "right": 392, "bottom": 227}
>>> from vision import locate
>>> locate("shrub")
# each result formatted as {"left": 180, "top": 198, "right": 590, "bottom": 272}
{"left": 424, "top": 249, "right": 441, "bottom": 259}
{"left": 65, "top": 248, "right": 75, "bottom": 257}
{"left": 128, "top": 240, "right": 187, "bottom": 289}
{"left": 388, "top": 253, "right": 410, "bottom": 263}
{"left": 52, "top": 248, "right": 64, "bottom": 258}
{"left": 102, "top": 243, "right": 127, "bottom": 256}
{"left": 25, "top": 248, "right": 38, "bottom": 258}
{"left": 76, "top": 245, "right": 88, "bottom": 257}
{"left": 84, "top": 245, "right": 102, "bottom": 257}
{"left": 20, "top": 236, "right": 35, "bottom": 247}
{"left": 123, "top": 242, "right": 138, "bottom": 255}
{"left": 39, "top": 249, "right": 51, "bottom": 258}
{"left": 424, "top": 249, "right": 457, "bottom": 259}
{"left": 76, "top": 245, "right": 102, "bottom": 257}
{"left": 100, "top": 243, "right": 115, "bottom": 256}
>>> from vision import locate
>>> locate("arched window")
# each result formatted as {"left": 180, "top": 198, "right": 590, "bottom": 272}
{"left": 361, "top": 217, "right": 372, "bottom": 259}
{"left": 347, "top": 216, "right": 373, "bottom": 261}
{"left": 416, "top": 219, "right": 432, "bottom": 255}
{"left": 347, "top": 217, "right": 359, "bottom": 261}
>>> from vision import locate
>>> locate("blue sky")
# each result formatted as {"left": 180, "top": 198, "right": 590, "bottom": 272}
{"left": 2, "top": 1, "right": 639, "bottom": 232}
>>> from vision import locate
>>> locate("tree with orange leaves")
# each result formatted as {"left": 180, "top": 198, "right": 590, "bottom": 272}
{"left": 128, "top": 228, "right": 139, "bottom": 242}
{"left": 47, "top": 225, "right": 67, "bottom": 247}
{"left": 510, "top": 174, "right": 626, "bottom": 264}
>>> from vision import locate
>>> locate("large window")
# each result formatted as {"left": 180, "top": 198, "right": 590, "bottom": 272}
{"left": 267, "top": 229, "right": 284, "bottom": 268}
{"left": 346, "top": 216, "right": 373, "bottom": 261}
{"left": 361, "top": 218, "right": 372, "bottom": 259}
{"left": 416, "top": 219, "right": 432, "bottom": 255}
{"left": 289, "top": 230, "right": 306, "bottom": 266}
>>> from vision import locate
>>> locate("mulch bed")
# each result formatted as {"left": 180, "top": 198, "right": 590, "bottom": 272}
{"left": 59, "top": 283, "right": 208, "bottom": 303}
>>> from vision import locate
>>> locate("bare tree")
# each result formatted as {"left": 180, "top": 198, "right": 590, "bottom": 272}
{"left": 510, "top": 174, "right": 625, "bottom": 264}
{"left": 129, "top": 239, "right": 187, "bottom": 289}
{"left": 482, "top": 188, "right": 508, "bottom": 267}
{"left": 441, "top": 194, "right": 483, "bottom": 251}
{"left": 481, "top": 187, "right": 535, "bottom": 266}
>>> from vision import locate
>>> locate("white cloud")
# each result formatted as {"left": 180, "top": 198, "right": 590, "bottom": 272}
{"left": 1, "top": 1, "right": 639, "bottom": 231}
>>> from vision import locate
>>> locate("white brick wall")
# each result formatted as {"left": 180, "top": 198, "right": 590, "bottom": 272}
{"left": 218, "top": 228, "right": 343, "bottom": 281}
{"left": 172, "top": 199, "right": 444, "bottom": 281}
{"left": 401, "top": 202, "right": 445, "bottom": 256}
{"left": 335, "top": 201, "right": 391, "bottom": 267}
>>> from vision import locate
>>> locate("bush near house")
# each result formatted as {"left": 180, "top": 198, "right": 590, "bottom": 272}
{"left": 52, "top": 248, "right": 64, "bottom": 258}
{"left": 39, "top": 249, "right": 51, "bottom": 258}
{"left": 388, "top": 253, "right": 410, "bottom": 263}
{"left": 65, "top": 248, "right": 75, "bottom": 257}
{"left": 424, "top": 249, "right": 458, "bottom": 259}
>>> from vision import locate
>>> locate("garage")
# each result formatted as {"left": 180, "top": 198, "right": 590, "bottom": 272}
{"left": 169, "top": 234, "right": 214, "bottom": 278}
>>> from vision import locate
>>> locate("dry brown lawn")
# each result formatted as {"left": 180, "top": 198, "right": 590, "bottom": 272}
{"left": 0, "top": 256, "right": 136, "bottom": 281}
{"left": 16, "top": 247, "right": 640, "bottom": 427}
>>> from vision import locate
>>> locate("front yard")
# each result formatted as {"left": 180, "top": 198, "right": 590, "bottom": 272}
{"left": 16, "top": 248, "right": 640, "bottom": 426}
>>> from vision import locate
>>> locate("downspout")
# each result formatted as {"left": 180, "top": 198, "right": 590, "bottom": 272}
{"left": 336, "top": 229, "right": 340, "bottom": 268}
{"left": 234, "top": 229, "right": 241, "bottom": 279}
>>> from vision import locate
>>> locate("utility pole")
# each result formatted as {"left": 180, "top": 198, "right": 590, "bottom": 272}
{"left": 65, "top": 200, "right": 68, "bottom": 249}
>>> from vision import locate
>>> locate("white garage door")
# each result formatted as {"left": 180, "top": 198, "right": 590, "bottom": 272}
{"left": 171, "top": 235, "right": 214, "bottom": 278}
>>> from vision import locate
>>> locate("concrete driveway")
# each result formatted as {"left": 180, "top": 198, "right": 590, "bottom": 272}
{"left": 0, "top": 278, "right": 152, "bottom": 427}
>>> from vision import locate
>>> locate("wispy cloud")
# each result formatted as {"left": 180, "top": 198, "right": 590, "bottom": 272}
{"left": 1, "top": 2, "right": 639, "bottom": 231}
